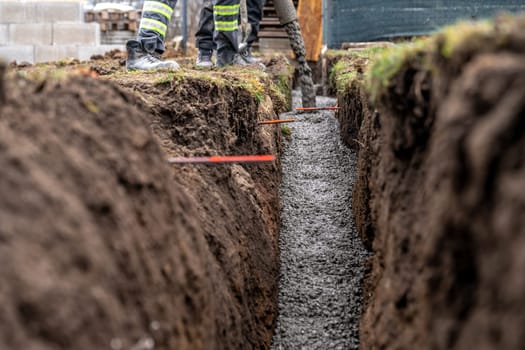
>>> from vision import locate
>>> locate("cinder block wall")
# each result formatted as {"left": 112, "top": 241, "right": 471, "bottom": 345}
{"left": 0, "top": 0, "right": 124, "bottom": 63}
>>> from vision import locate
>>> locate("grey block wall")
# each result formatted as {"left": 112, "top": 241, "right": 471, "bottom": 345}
{"left": 0, "top": 1, "right": 123, "bottom": 63}
{"left": 0, "top": 24, "right": 7, "bottom": 45}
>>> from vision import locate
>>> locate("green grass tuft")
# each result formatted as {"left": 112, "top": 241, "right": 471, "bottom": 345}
{"left": 281, "top": 124, "right": 291, "bottom": 138}
{"left": 366, "top": 38, "right": 430, "bottom": 103}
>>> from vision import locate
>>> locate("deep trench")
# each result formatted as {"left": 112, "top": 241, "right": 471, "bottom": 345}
{"left": 271, "top": 91, "right": 368, "bottom": 349}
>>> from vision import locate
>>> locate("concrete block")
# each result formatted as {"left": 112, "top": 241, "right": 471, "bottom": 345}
{"left": 0, "top": 2, "right": 37, "bottom": 24}
{"left": 53, "top": 23, "right": 100, "bottom": 45}
{"left": 78, "top": 45, "right": 125, "bottom": 61}
{"left": 36, "top": 2, "right": 82, "bottom": 23}
{"left": 9, "top": 24, "right": 53, "bottom": 45}
{"left": 35, "top": 45, "right": 77, "bottom": 63}
{"left": 0, "top": 25, "right": 8, "bottom": 45}
{"left": 0, "top": 45, "right": 34, "bottom": 64}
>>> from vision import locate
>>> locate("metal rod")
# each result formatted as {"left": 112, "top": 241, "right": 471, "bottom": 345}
{"left": 258, "top": 119, "right": 296, "bottom": 125}
{"left": 295, "top": 106, "right": 339, "bottom": 111}
{"left": 167, "top": 155, "right": 276, "bottom": 164}
{"left": 181, "top": 0, "right": 187, "bottom": 54}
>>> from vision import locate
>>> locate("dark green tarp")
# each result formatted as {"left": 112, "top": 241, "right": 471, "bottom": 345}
{"left": 323, "top": 0, "right": 525, "bottom": 48}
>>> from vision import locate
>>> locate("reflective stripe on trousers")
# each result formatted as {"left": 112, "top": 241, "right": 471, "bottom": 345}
{"left": 213, "top": 0, "right": 240, "bottom": 52}
{"left": 137, "top": 0, "right": 177, "bottom": 53}
{"left": 197, "top": 0, "right": 264, "bottom": 52}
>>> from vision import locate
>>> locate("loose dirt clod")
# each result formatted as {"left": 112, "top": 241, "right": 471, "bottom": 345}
{"left": 272, "top": 92, "right": 367, "bottom": 349}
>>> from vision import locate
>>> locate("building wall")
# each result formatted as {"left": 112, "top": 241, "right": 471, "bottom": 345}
{"left": 323, "top": 0, "right": 525, "bottom": 48}
{"left": 0, "top": 0, "right": 123, "bottom": 64}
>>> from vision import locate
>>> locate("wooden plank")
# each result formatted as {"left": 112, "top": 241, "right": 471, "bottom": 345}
{"left": 259, "top": 31, "right": 289, "bottom": 38}
{"left": 297, "top": 0, "right": 323, "bottom": 61}
{"left": 260, "top": 18, "right": 281, "bottom": 25}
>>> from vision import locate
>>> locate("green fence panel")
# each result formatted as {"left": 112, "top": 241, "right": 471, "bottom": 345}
{"left": 323, "top": 0, "right": 525, "bottom": 48}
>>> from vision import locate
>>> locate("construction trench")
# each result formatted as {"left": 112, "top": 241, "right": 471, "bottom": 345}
{"left": 271, "top": 92, "right": 366, "bottom": 349}
{"left": 1, "top": 13, "right": 525, "bottom": 350}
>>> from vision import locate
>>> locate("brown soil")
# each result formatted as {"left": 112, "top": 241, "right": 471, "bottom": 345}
{"left": 0, "top": 56, "right": 292, "bottom": 350}
{"left": 347, "top": 15, "right": 525, "bottom": 349}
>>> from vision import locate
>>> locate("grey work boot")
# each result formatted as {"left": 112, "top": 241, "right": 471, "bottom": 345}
{"left": 216, "top": 48, "right": 247, "bottom": 67}
{"left": 240, "top": 47, "right": 263, "bottom": 64}
{"left": 195, "top": 50, "right": 214, "bottom": 68}
{"left": 126, "top": 40, "right": 179, "bottom": 71}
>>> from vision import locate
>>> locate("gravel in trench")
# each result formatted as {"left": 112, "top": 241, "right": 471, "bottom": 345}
{"left": 271, "top": 92, "right": 368, "bottom": 350}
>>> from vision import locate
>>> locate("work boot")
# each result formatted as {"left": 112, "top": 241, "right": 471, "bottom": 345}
{"left": 216, "top": 48, "right": 247, "bottom": 67}
{"left": 240, "top": 46, "right": 262, "bottom": 64}
{"left": 195, "top": 50, "right": 213, "bottom": 68}
{"left": 126, "top": 40, "right": 179, "bottom": 71}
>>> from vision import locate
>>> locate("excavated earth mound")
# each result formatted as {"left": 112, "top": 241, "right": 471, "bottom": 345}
{"left": 0, "top": 57, "right": 292, "bottom": 350}
{"left": 338, "top": 15, "right": 525, "bottom": 350}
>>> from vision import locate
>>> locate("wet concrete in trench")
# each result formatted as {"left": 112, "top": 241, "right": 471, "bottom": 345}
{"left": 271, "top": 92, "right": 368, "bottom": 350}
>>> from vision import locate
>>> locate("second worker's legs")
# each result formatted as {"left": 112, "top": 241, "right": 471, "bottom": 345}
{"left": 195, "top": 0, "right": 215, "bottom": 67}
{"left": 214, "top": 0, "right": 246, "bottom": 66}
{"left": 241, "top": 0, "right": 265, "bottom": 64}
{"left": 246, "top": 0, "right": 265, "bottom": 47}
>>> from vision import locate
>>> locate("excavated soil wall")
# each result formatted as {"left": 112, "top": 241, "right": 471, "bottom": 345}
{"left": 338, "top": 16, "right": 525, "bottom": 349}
{"left": 0, "top": 59, "right": 291, "bottom": 349}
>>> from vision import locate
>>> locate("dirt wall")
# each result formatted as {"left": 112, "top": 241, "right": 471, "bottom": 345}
{"left": 345, "top": 15, "right": 525, "bottom": 349}
{"left": 0, "top": 59, "right": 290, "bottom": 349}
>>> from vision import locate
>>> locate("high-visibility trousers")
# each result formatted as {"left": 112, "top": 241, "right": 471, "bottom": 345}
{"left": 137, "top": 0, "right": 242, "bottom": 54}
{"left": 212, "top": 0, "right": 241, "bottom": 53}
{"left": 196, "top": 0, "right": 265, "bottom": 52}
{"left": 137, "top": 0, "right": 176, "bottom": 53}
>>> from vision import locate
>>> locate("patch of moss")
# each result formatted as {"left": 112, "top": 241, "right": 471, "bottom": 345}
{"left": 439, "top": 20, "right": 493, "bottom": 58}
{"left": 270, "top": 73, "right": 290, "bottom": 109}
{"left": 331, "top": 60, "right": 358, "bottom": 93}
{"left": 366, "top": 38, "right": 431, "bottom": 103}
{"left": 276, "top": 74, "right": 290, "bottom": 96}
{"left": 281, "top": 124, "right": 291, "bottom": 139}
{"left": 154, "top": 71, "right": 177, "bottom": 85}
{"left": 364, "top": 16, "right": 517, "bottom": 103}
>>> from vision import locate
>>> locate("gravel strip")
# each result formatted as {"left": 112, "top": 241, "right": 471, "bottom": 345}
{"left": 271, "top": 92, "right": 368, "bottom": 350}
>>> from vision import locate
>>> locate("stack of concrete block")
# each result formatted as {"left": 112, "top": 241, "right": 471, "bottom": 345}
{"left": 0, "top": 0, "right": 125, "bottom": 64}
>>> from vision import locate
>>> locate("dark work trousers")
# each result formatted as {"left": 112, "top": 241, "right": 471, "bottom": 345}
{"left": 212, "top": 0, "right": 241, "bottom": 54}
{"left": 196, "top": 0, "right": 265, "bottom": 52}
{"left": 195, "top": 0, "right": 215, "bottom": 52}
{"left": 137, "top": 0, "right": 177, "bottom": 53}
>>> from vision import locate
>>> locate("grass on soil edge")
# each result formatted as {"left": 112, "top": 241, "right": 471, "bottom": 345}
{"left": 327, "top": 13, "right": 525, "bottom": 104}
{"left": 9, "top": 53, "right": 294, "bottom": 116}
{"left": 327, "top": 48, "right": 386, "bottom": 95}
{"left": 366, "top": 13, "right": 525, "bottom": 104}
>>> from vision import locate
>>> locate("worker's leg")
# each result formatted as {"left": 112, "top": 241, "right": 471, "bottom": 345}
{"left": 126, "top": 0, "right": 179, "bottom": 70}
{"left": 137, "top": 0, "right": 177, "bottom": 53}
{"left": 214, "top": 0, "right": 245, "bottom": 66}
{"left": 246, "top": 0, "right": 265, "bottom": 46}
{"left": 196, "top": 0, "right": 215, "bottom": 52}
{"left": 240, "top": 0, "right": 265, "bottom": 64}
{"left": 195, "top": 0, "right": 215, "bottom": 67}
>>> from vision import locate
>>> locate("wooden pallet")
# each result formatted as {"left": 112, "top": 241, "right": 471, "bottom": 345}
{"left": 85, "top": 10, "right": 140, "bottom": 32}
{"left": 85, "top": 10, "right": 139, "bottom": 22}
{"left": 99, "top": 21, "right": 138, "bottom": 32}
